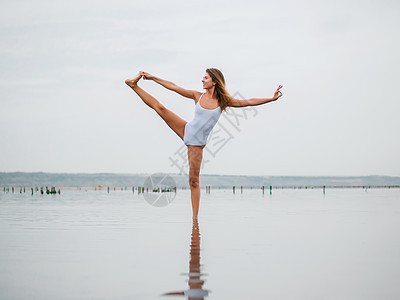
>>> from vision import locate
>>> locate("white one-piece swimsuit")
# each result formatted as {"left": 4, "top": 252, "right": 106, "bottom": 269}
{"left": 183, "top": 93, "right": 222, "bottom": 146}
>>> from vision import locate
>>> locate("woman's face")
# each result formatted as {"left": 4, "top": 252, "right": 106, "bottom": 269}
{"left": 202, "top": 72, "right": 215, "bottom": 89}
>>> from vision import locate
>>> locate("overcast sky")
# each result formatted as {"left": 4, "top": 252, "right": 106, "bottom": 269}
{"left": 0, "top": 0, "right": 399, "bottom": 176}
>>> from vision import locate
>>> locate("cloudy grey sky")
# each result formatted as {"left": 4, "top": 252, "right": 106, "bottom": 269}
{"left": 1, "top": 0, "right": 399, "bottom": 176}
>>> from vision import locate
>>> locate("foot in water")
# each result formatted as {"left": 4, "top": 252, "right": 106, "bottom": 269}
{"left": 125, "top": 72, "right": 142, "bottom": 88}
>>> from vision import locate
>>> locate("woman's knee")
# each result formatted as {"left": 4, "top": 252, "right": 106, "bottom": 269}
{"left": 189, "top": 175, "right": 199, "bottom": 188}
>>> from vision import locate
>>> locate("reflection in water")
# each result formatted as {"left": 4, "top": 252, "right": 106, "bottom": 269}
{"left": 162, "top": 219, "right": 210, "bottom": 299}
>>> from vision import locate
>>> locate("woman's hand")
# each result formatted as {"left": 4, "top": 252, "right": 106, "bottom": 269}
{"left": 140, "top": 71, "right": 155, "bottom": 80}
{"left": 272, "top": 85, "right": 283, "bottom": 101}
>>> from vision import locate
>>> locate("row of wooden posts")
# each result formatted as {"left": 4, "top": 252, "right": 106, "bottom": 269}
{"left": 0, "top": 186, "right": 174, "bottom": 194}
{"left": 97, "top": 185, "right": 329, "bottom": 194}
{"left": 2, "top": 187, "right": 60, "bottom": 195}
{"left": 2, "top": 185, "right": 277, "bottom": 195}
{"left": 2, "top": 185, "right": 399, "bottom": 195}
{"left": 2, "top": 185, "right": 295, "bottom": 195}
{"left": 97, "top": 187, "right": 177, "bottom": 193}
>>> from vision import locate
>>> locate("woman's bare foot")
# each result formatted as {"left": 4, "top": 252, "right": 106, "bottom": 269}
{"left": 125, "top": 72, "right": 142, "bottom": 88}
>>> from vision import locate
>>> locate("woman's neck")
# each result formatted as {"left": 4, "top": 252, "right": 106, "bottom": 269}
{"left": 205, "top": 86, "right": 216, "bottom": 99}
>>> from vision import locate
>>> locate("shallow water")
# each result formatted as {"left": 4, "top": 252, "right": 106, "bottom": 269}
{"left": 1, "top": 188, "right": 399, "bottom": 299}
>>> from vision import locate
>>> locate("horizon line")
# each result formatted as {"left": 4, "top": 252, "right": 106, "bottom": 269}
{"left": 0, "top": 171, "right": 399, "bottom": 178}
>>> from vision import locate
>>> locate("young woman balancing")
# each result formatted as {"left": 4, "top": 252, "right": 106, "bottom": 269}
{"left": 125, "top": 68, "right": 283, "bottom": 220}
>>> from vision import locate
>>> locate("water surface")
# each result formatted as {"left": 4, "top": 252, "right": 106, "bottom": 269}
{"left": 1, "top": 188, "right": 399, "bottom": 299}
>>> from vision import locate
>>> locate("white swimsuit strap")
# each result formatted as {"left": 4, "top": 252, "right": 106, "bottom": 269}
{"left": 198, "top": 93, "right": 205, "bottom": 104}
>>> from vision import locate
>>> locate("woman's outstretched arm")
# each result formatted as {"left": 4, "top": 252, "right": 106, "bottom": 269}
{"left": 140, "top": 71, "right": 201, "bottom": 100}
{"left": 230, "top": 85, "right": 283, "bottom": 107}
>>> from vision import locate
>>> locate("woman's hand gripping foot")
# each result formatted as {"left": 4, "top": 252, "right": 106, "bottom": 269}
{"left": 125, "top": 72, "right": 143, "bottom": 88}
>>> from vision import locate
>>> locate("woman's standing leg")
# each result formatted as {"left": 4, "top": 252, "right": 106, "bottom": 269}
{"left": 125, "top": 74, "right": 187, "bottom": 140}
{"left": 187, "top": 145, "right": 205, "bottom": 220}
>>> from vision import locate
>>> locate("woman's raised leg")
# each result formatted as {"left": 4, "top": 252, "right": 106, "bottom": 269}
{"left": 125, "top": 73, "right": 187, "bottom": 140}
{"left": 187, "top": 145, "right": 205, "bottom": 220}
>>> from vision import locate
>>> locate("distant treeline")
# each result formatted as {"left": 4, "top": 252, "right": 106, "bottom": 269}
{"left": 1, "top": 172, "right": 400, "bottom": 188}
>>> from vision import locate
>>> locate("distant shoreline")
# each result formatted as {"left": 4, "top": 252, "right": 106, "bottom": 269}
{"left": 1, "top": 172, "right": 400, "bottom": 189}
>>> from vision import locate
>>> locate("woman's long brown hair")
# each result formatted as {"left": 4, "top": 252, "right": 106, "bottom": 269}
{"left": 206, "top": 68, "right": 232, "bottom": 112}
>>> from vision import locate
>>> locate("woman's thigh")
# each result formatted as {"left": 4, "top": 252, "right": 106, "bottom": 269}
{"left": 187, "top": 145, "right": 205, "bottom": 177}
{"left": 156, "top": 104, "right": 187, "bottom": 140}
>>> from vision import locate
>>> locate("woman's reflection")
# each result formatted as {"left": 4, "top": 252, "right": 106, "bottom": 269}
{"left": 162, "top": 219, "right": 210, "bottom": 299}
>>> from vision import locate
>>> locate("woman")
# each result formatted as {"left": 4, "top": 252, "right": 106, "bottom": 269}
{"left": 125, "top": 68, "right": 283, "bottom": 220}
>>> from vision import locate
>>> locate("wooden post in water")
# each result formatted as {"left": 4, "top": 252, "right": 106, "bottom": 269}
{"left": 233, "top": 186, "right": 235, "bottom": 194}
{"left": 323, "top": 185, "right": 326, "bottom": 195}
{"left": 262, "top": 186, "right": 265, "bottom": 195}
{"left": 241, "top": 186, "right": 243, "bottom": 194}
{"left": 132, "top": 186, "right": 134, "bottom": 193}
{"left": 270, "top": 185, "right": 272, "bottom": 195}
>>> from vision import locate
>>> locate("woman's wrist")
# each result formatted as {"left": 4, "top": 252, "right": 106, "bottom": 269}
{"left": 152, "top": 76, "right": 162, "bottom": 84}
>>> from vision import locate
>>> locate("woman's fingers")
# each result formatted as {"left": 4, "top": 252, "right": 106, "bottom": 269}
{"left": 276, "top": 85, "right": 283, "bottom": 97}
{"left": 140, "top": 71, "right": 152, "bottom": 80}
{"left": 274, "top": 85, "right": 283, "bottom": 99}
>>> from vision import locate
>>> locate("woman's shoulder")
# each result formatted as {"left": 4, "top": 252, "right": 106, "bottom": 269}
{"left": 193, "top": 91, "right": 204, "bottom": 104}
